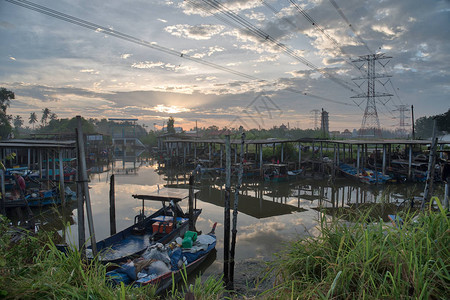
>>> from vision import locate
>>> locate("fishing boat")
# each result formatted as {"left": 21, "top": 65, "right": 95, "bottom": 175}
{"left": 106, "top": 223, "right": 217, "bottom": 294}
{"left": 4, "top": 186, "right": 76, "bottom": 208}
{"left": 339, "top": 163, "right": 391, "bottom": 184}
{"left": 263, "top": 163, "right": 288, "bottom": 182}
{"left": 87, "top": 187, "right": 202, "bottom": 264}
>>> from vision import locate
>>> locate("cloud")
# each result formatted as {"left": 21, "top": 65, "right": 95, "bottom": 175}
{"left": 164, "top": 24, "right": 225, "bottom": 40}
{"left": 80, "top": 69, "right": 99, "bottom": 74}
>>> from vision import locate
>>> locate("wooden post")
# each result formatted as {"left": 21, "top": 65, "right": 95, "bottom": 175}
{"left": 0, "top": 170, "right": 5, "bottom": 215}
{"left": 230, "top": 133, "right": 245, "bottom": 288}
{"left": 109, "top": 174, "right": 116, "bottom": 236}
{"left": 422, "top": 119, "right": 438, "bottom": 208}
{"left": 52, "top": 151, "right": 56, "bottom": 181}
{"left": 27, "top": 148, "right": 31, "bottom": 170}
{"left": 259, "top": 144, "right": 263, "bottom": 176}
{"left": 382, "top": 144, "right": 386, "bottom": 175}
{"left": 58, "top": 150, "right": 65, "bottom": 206}
{"left": 444, "top": 182, "right": 449, "bottom": 212}
{"left": 337, "top": 143, "right": 340, "bottom": 166}
{"left": 188, "top": 175, "right": 194, "bottom": 231}
{"left": 76, "top": 116, "right": 97, "bottom": 256}
{"left": 298, "top": 142, "right": 302, "bottom": 168}
{"left": 357, "top": 144, "right": 361, "bottom": 176}
{"left": 223, "top": 135, "right": 231, "bottom": 287}
{"left": 281, "top": 143, "right": 284, "bottom": 162}
{"left": 408, "top": 145, "right": 413, "bottom": 180}
{"left": 75, "top": 134, "right": 85, "bottom": 255}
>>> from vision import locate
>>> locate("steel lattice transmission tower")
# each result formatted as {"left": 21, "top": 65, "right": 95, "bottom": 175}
{"left": 351, "top": 53, "right": 393, "bottom": 138}
{"left": 310, "top": 109, "right": 320, "bottom": 130}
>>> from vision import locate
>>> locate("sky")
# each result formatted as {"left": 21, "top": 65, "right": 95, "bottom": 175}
{"left": 1, "top": 0, "right": 449, "bottom": 132}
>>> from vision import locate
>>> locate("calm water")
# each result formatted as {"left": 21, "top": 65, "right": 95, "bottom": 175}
{"left": 20, "top": 159, "right": 445, "bottom": 278}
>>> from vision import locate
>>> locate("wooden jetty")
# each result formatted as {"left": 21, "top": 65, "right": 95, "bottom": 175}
{"left": 156, "top": 135, "right": 449, "bottom": 183}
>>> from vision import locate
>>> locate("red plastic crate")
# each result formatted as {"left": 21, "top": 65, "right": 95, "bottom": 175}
{"left": 152, "top": 221, "right": 173, "bottom": 234}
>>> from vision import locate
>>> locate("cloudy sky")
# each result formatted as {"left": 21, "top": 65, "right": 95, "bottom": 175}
{"left": 1, "top": 0, "right": 449, "bottom": 132}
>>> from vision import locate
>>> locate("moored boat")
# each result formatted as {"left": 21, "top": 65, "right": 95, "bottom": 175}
{"left": 339, "top": 163, "right": 391, "bottom": 184}
{"left": 263, "top": 163, "right": 288, "bottom": 182}
{"left": 87, "top": 187, "right": 202, "bottom": 264}
{"left": 106, "top": 223, "right": 217, "bottom": 294}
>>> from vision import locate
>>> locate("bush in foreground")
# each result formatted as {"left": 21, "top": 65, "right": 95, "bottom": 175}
{"left": 269, "top": 198, "right": 449, "bottom": 299}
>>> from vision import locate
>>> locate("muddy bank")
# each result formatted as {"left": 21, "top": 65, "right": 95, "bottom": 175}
{"left": 232, "top": 259, "right": 277, "bottom": 298}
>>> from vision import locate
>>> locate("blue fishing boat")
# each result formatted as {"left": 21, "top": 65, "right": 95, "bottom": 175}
{"left": 106, "top": 223, "right": 217, "bottom": 294}
{"left": 4, "top": 186, "right": 76, "bottom": 208}
{"left": 339, "top": 163, "right": 391, "bottom": 184}
{"left": 87, "top": 187, "right": 202, "bottom": 264}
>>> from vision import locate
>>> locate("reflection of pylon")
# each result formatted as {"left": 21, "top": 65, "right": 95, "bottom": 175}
{"left": 393, "top": 104, "right": 410, "bottom": 136}
{"left": 351, "top": 53, "right": 393, "bottom": 138}
{"left": 310, "top": 109, "right": 320, "bottom": 130}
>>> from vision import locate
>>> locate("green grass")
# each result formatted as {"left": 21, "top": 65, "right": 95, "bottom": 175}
{"left": 266, "top": 197, "right": 449, "bottom": 299}
{"left": 0, "top": 216, "right": 226, "bottom": 299}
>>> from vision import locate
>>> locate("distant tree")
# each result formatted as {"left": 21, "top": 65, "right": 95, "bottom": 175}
{"left": 415, "top": 115, "right": 436, "bottom": 138}
{"left": 49, "top": 112, "right": 58, "bottom": 121}
{"left": 436, "top": 108, "right": 450, "bottom": 132}
{"left": 13, "top": 115, "right": 23, "bottom": 128}
{"left": 29, "top": 112, "right": 38, "bottom": 129}
{"left": 0, "top": 88, "right": 15, "bottom": 139}
{"left": 41, "top": 108, "right": 51, "bottom": 125}
{"left": 167, "top": 116, "right": 175, "bottom": 134}
{"left": 0, "top": 113, "right": 12, "bottom": 139}
{"left": 0, "top": 87, "right": 14, "bottom": 113}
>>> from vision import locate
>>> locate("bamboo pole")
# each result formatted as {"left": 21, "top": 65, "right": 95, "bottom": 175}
{"left": 223, "top": 135, "right": 231, "bottom": 287}
{"left": 58, "top": 150, "right": 65, "bottom": 205}
{"left": 75, "top": 129, "right": 86, "bottom": 255}
{"left": 109, "top": 174, "right": 116, "bottom": 235}
{"left": 76, "top": 116, "right": 97, "bottom": 256}
{"left": 422, "top": 119, "right": 438, "bottom": 209}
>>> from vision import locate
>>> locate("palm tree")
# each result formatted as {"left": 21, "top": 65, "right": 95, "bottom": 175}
{"left": 41, "top": 108, "right": 50, "bottom": 126}
{"left": 13, "top": 115, "right": 23, "bottom": 128}
{"left": 29, "top": 112, "right": 37, "bottom": 129}
{"left": 49, "top": 112, "right": 58, "bottom": 121}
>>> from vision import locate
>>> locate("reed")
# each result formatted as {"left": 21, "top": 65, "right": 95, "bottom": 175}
{"left": 266, "top": 197, "right": 449, "bottom": 299}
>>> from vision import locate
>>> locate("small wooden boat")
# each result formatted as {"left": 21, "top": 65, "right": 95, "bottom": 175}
{"left": 4, "top": 186, "right": 76, "bottom": 208}
{"left": 106, "top": 223, "right": 217, "bottom": 294}
{"left": 263, "top": 163, "right": 288, "bottom": 182}
{"left": 339, "top": 163, "right": 391, "bottom": 184}
{"left": 87, "top": 187, "right": 201, "bottom": 264}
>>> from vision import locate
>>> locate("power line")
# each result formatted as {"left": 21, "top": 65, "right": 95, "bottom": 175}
{"left": 287, "top": 0, "right": 364, "bottom": 74}
{"left": 6, "top": 0, "right": 258, "bottom": 81}
{"left": 6, "top": 0, "right": 357, "bottom": 108}
{"left": 328, "top": 0, "right": 372, "bottom": 54}
{"left": 192, "top": 0, "right": 358, "bottom": 93}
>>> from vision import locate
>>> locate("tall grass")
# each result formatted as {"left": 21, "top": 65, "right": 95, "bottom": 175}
{"left": 267, "top": 197, "right": 449, "bottom": 299}
{"left": 0, "top": 216, "right": 225, "bottom": 299}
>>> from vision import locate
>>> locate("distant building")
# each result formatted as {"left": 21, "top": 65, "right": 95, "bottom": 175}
{"left": 341, "top": 129, "right": 352, "bottom": 138}
{"left": 330, "top": 131, "right": 340, "bottom": 138}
